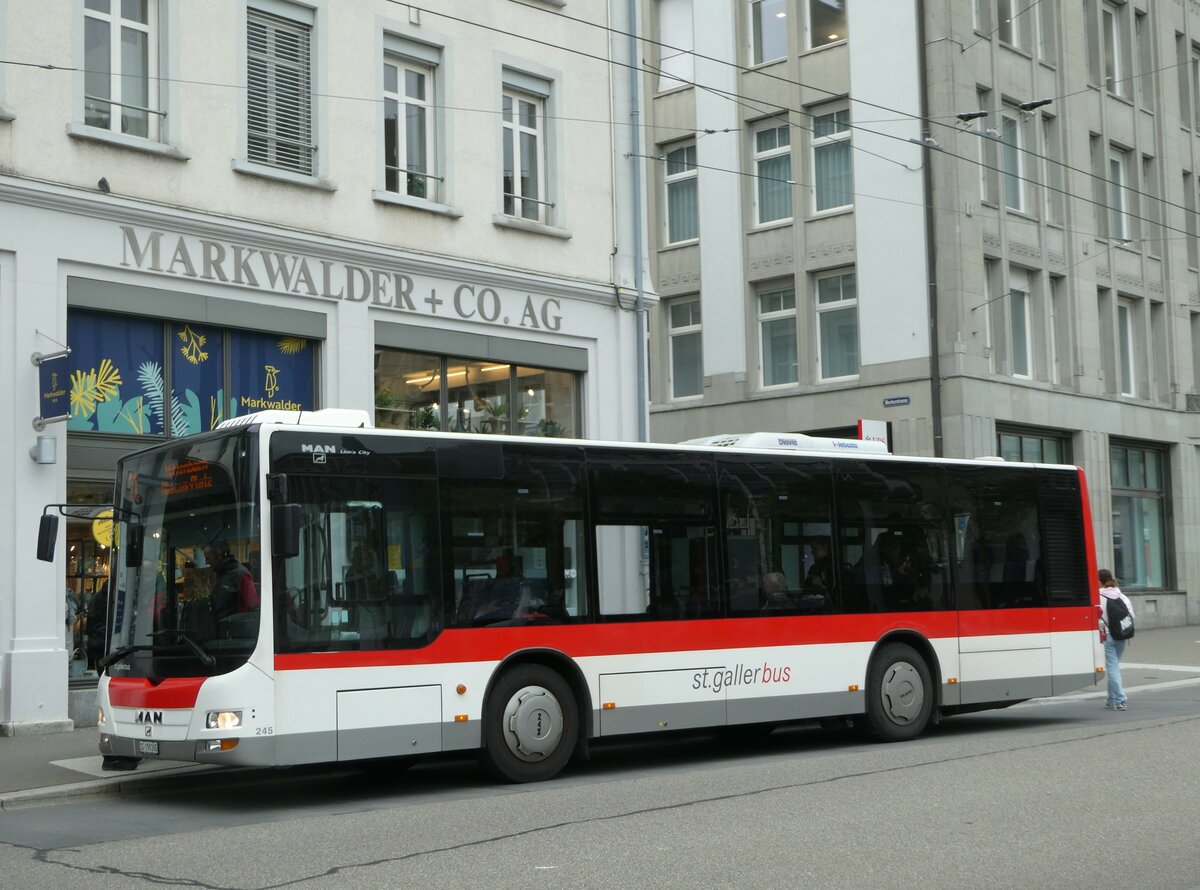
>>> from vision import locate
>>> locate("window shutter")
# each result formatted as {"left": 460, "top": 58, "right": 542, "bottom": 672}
{"left": 247, "top": 10, "right": 314, "bottom": 175}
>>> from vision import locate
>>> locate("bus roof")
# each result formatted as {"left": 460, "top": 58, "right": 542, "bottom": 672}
{"left": 222, "top": 410, "right": 1076, "bottom": 472}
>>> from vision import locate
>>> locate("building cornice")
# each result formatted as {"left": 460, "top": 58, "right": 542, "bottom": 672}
{"left": 0, "top": 175, "right": 619, "bottom": 307}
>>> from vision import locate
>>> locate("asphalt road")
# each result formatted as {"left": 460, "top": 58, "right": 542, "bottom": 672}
{"left": 1, "top": 683, "right": 1198, "bottom": 889}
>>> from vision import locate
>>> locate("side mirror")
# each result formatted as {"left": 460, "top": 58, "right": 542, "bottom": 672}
{"left": 36, "top": 514, "right": 59, "bottom": 562}
{"left": 272, "top": 504, "right": 302, "bottom": 559}
{"left": 125, "top": 524, "right": 144, "bottom": 568}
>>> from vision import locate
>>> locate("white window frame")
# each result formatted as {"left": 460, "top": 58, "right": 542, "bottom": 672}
{"left": 811, "top": 104, "right": 852, "bottom": 214}
{"left": 749, "top": 0, "right": 787, "bottom": 66}
{"left": 501, "top": 87, "right": 548, "bottom": 224}
{"left": 383, "top": 54, "right": 438, "bottom": 202}
{"left": 1109, "top": 146, "right": 1130, "bottom": 241}
{"left": 1048, "top": 275, "right": 1063, "bottom": 385}
{"left": 806, "top": 0, "right": 848, "bottom": 50}
{"left": 757, "top": 285, "right": 798, "bottom": 387}
{"left": 1000, "top": 109, "right": 1023, "bottom": 212}
{"left": 997, "top": 0, "right": 1024, "bottom": 50}
{"left": 668, "top": 298, "right": 704, "bottom": 400}
{"left": 664, "top": 141, "right": 699, "bottom": 244}
{"left": 1042, "top": 114, "right": 1063, "bottom": 223}
{"left": 83, "top": 0, "right": 161, "bottom": 140}
{"left": 1102, "top": 2, "right": 1125, "bottom": 96}
{"left": 1118, "top": 299, "right": 1136, "bottom": 396}
{"left": 753, "top": 121, "right": 792, "bottom": 225}
{"left": 656, "top": 0, "right": 695, "bottom": 91}
{"left": 815, "top": 269, "right": 859, "bottom": 381}
{"left": 246, "top": 5, "right": 315, "bottom": 176}
{"left": 1008, "top": 267, "right": 1032, "bottom": 378}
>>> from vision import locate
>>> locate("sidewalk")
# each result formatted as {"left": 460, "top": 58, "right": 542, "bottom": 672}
{"left": 2, "top": 626, "right": 1198, "bottom": 808}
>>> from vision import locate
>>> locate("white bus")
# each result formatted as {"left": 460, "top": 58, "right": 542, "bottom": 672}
{"left": 38, "top": 410, "right": 1102, "bottom": 782}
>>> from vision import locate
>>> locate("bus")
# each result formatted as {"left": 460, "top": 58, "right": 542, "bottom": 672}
{"left": 37, "top": 410, "right": 1102, "bottom": 782}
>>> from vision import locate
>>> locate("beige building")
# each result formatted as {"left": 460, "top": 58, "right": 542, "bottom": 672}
{"left": 641, "top": 0, "right": 1200, "bottom": 627}
{"left": 0, "top": 0, "right": 651, "bottom": 733}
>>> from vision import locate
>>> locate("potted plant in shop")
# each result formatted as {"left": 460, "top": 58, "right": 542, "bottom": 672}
{"left": 409, "top": 405, "right": 440, "bottom": 430}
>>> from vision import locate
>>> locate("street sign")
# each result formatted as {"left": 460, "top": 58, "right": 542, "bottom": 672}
{"left": 882, "top": 396, "right": 911, "bottom": 408}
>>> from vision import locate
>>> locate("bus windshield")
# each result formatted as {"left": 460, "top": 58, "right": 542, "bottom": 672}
{"left": 106, "top": 431, "right": 261, "bottom": 680}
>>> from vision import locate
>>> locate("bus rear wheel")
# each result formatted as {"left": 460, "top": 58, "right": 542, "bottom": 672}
{"left": 481, "top": 664, "right": 577, "bottom": 783}
{"left": 865, "top": 642, "right": 934, "bottom": 742}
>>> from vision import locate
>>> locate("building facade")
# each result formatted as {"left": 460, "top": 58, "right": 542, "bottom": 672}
{"left": 641, "top": 0, "right": 1200, "bottom": 627}
{"left": 0, "top": 0, "right": 651, "bottom": 733}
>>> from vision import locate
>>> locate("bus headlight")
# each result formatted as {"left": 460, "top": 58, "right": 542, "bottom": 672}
{"left": 206, "top": 710, "right": 242, "bottom": 730}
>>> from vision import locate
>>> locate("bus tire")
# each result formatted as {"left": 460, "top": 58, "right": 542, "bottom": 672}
{"left": 864, "top": 642, "right": 933, "bottom": 742}
{"left": 481, "top": 664, "right": 578, "bottom": 783}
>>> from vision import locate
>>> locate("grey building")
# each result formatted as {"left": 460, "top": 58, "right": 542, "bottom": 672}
{"left": 641, "top": 0, "right": 1200, "bottom": 626}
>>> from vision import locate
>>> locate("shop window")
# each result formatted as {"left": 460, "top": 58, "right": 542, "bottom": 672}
{"left": 67, "top": 311, "right": 165, "bottom": 435}
{"left": 374, "top": 348, "right": 580, "bottom": 438}
{"left": 68, "top": 309, "right": 317, "bottom": 436}
{"left": 997, "top": 427, "right": 1071, "bottom": 464}
{"left": 1110, "top": 442, "right": 1168, "bottom": 589}
{"left": 229, "top": 329, "right": 316, "bottom": 419}
{"left": 66, "top": 481, "right": 117, "bottom": 679}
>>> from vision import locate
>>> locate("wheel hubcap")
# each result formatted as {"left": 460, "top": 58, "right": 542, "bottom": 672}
{"left": 502, "top": 685, "right": 564, "bottom": 762}
{"left": 880, "top": 660, "right": 924, "bottom": 725}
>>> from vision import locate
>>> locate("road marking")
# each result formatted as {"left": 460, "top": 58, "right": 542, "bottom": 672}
{"left": 1019, "top": 673, "right": 1200, "bottom": 706}
{"left": 1123, "top": 663, "right": 1200, "bottom": 672}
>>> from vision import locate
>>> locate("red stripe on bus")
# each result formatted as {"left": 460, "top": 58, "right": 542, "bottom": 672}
{"left": 273, "top": 607, "right": 1093, "bottom": 672}
{"left": 107, "top": 677, "right": 204, "bottom": 709}
{"left": 1078, "top": 467, "right": 1101, "bottom": 611}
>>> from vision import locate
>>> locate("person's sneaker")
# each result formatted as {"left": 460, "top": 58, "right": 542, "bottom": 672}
{"left": 1105, "top": 702, "right": 1116, "bottom": 709}
{"left": 1116, "top": 702, "right": 1128, "bottom": 711}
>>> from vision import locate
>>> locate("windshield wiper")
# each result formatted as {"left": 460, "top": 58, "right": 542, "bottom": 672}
{"left": 99, "top": 633, "right": 217, "bottom": 671}
{"left": 152, "top": 630, "right": 217, "bottom": 668}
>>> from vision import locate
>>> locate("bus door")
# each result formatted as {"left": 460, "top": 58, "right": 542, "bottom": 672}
{"left": 949, "top": 468, "right": 1053, "bottom": 705}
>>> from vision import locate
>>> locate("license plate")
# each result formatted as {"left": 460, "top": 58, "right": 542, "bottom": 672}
{"left": 137, "top": 740, "right": 160, "bottom": 756}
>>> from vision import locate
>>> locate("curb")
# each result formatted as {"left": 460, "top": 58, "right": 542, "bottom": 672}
{"left": 0, "top": 763, "right": 238, "bottom": 811}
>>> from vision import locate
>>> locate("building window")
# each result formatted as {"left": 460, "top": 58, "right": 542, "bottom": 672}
{"left": 664, "top": 142, "right": 699, "bottom": 243}
{"left": 375, "top": 349, "right": 579, "bottom": 437}
{"left": 1142, "top": 155, "right": 1160, "bottom": 252}
{"left": 1102, "top": 2, "right": 1126, "bottom": 97}
{"left": 1008, "top": 267, "right": 1032, "bottom": 378}
{"left": 1108, "top": 147, "right": 1131, "bottom": 241}
{"left": 1042, "top": 115, "right": 1063, "bottom": 223}
{"left": 758, "top": 285, "right": 797, "bottom": 386}
{"left": 1118, "top": 299, "right": 1136, "bottom": 396}
{"left": 656, "top": 0, "right": 694, "bottom": 91}
{"left": 754, "top": 121, "right": 792, "bottom": 224}
{"left": 384, "top": 56, "right": 437, "bottom": 201}
{"left": 1037, "top": 0, "right": 1056, "bottom": 63}
{"left": 669, "top": 299, "right": 703, "bottom": 398}
{"left": 997, "top": 0, "right": 1026, "bottom": 50}
{"left": 1000, "top": 109, "right": 1023, "bottom": 212}
{"left": 1109, "top": 442, "right": 1168, "bottom": 589}
{"left": 808, "top": 0, "right": 848, "bottom": 49}
{"left": 750, "top": 0, "right": 787, "bottom": 65}
{"left": 83, "top": 0, "right": 160, "bottom": 139}
{"left": 66, "top": 309, "right": 317, "bottom": 436}
{"left": 247, "top": 7, "right": 314, "bottom": 175}
{"left": 978, "top": 87, "right": 997, "bottom": 203}
{"left": 997, "top": 427, "right": 1071, "bottom": 464}
{"left": 1134, "top": 10, "right": 1152, "bottom": 109}
{"left": 816, "top": 269, "right": 858, "bottom": 379}
{"left": 502, "top": 88, "right": 548, "bottom": 223}
{"left": 811, "top": 105, "right": 852, "bottom": 212}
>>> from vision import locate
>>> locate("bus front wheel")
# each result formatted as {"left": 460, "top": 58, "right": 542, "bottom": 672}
{"left": 481, "top": 664, "right": 578, "bottom": 783}
{"left": 864, "top": 642, "right": 934, "bottom": 742}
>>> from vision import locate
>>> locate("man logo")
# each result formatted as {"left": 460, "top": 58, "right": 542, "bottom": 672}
{"left": 300, "top": 443, "right": 336, "bottom": 453}
{"left": 135, "top": 711, "right": 164, "bottom": 725}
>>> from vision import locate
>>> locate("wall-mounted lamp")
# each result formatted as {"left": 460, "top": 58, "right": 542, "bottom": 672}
{"left": 30, "top": 435, "right": 57, "bottom": 465}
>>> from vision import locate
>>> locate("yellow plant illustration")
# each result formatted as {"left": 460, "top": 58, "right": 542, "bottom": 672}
{"left": 69, "top": 359, "right": 123, "bottom": 418}
{"left": 278, "top": 337, "right": 307, "bottom": 355}
{"left": 117, "top": 397, "right": 146, "bottom": 434}
{"left": 178, "top": 325, "right": 209, "bottom": 364}
{"left": 209, "top": 395, "right": 224, "bottom": 430}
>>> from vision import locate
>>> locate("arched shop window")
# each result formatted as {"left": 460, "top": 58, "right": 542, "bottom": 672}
{"left": 67, "top": 309, "right": 316, "bottom": 436}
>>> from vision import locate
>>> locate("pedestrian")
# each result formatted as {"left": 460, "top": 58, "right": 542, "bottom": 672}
{"left": 1098, "top": 568, "right": 1135, "bottom": 711}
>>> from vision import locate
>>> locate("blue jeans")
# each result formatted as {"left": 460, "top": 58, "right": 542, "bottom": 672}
{"left": 1105, "top": 638, "right": 1128, "bottom": 705}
